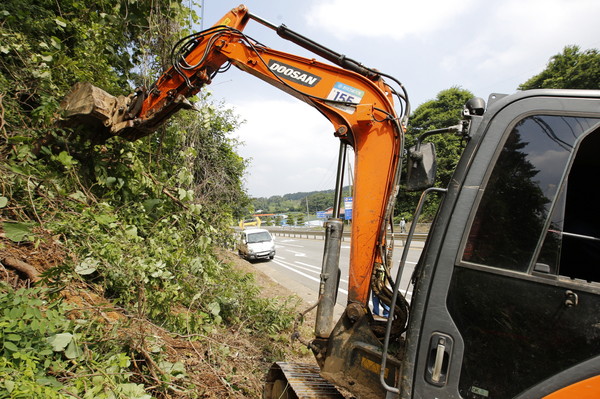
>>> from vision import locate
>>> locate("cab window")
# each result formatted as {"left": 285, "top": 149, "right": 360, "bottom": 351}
{"left": 462, "top": 115, "right": 600, "bottom": 278}
{"left": 538, "top": 130, "right": 600, "bottom": 282}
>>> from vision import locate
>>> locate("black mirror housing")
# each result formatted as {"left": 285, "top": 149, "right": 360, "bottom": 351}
{"left": 406, "top": 142, "right": 437, "bottom": 191}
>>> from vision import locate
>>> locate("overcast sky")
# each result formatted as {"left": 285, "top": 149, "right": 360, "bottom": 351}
{"left": 196, "top": 0, "right": 600, "bottom": 198}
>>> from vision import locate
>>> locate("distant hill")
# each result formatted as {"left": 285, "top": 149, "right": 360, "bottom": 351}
{"left": 252, "top": 186, "right": 352, "bottom": 214}
{"left": 281, "top": 189, "right": 334, "bottom": 201}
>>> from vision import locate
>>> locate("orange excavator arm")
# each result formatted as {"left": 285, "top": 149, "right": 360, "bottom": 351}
{"left": 176, "top": 5, "right": 405, "bottom": 307}
{"left": 63, "top": 4, "right": 408, "bottom": 308}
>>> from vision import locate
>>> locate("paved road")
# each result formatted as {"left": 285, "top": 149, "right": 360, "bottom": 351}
{"left": 249, "top": 236, "right": 423, "bottom": 315}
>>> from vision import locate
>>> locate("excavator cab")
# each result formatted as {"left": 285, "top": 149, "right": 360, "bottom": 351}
{"left": 400, "top": 90, "right": 600, "bottom": 399}
{"left": 268, "top": 91, "right": 600, "bottom": 399}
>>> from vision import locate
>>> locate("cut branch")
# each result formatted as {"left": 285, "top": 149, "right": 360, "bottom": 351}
{"left": 1, "top": 257, "right": 40, "bottom": 282}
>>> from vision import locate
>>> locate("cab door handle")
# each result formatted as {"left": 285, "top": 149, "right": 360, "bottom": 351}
{"left": 426, "top": 333, "right": 453, "bottom": 386}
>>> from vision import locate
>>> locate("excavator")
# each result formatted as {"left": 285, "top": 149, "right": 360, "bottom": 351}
{"left": 60, "top": 4, "right": 600, "bottom": 399}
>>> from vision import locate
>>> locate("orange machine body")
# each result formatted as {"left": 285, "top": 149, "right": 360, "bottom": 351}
{"left": 543, "top": 375, "right": 600, "bottom": 399}
{"left": 135, "top": 5, "right": 404, "bottom": 306}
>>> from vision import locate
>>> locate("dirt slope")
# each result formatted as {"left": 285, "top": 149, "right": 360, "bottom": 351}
{"left": 0, "top": 234, "right": 317, "bottom": 398}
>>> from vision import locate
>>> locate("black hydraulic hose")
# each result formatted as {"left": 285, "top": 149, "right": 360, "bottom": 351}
{"left": 277, "top": 25, "right": 378, "bottom": 80}
{"left": 248, "top": 12, "right": 378, "bottom": 80}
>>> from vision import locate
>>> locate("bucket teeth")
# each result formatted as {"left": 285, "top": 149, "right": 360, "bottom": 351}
{"left": 264, "top": 362, "right": 345, "bottom": 398}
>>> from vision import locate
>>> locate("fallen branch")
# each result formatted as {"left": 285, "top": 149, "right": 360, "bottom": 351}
{"left": 1, "top": 257, "right": 40, "bottom": 282}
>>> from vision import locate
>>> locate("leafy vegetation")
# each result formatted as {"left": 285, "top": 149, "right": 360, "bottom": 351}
{"left": 0, "top": 284, "right": 151, "bottom": 399}
{"left": 519, "top": 45, "right": 600, "bottom": 90}
{"left": 0, "top": 1, "right": 300, "bottom": 397}
{"left": 396, "top": 87, "right": 475, "bottom": 221}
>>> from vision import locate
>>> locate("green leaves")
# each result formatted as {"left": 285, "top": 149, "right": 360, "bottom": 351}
{"left": 47, "top": 332, "right": 83, "bottom": 359}
{"left": 3, "top": 222, "right": 34, "bottom": 242}
{"left": 3, "top": 341, "right": 19, "bottom": 352}
{"left": 519, "top": 45, "right": 600, "bottom": 90}
{"left": 0, "top": 284, "right": 147, "bottom": 397}
{"left": 0, "top": 0, "right": 298, "bottom": 396}
{"left": 47, "top": 332, "right": 72, "bottom": 351}
{"left": 53, "top": 18, "right": 67, "bottom": 28}
{"left": 94, "top": 213, "right": 117, "bottom": 226}
{"left": 142, "top": 198, "right": 161, "bottom": 213}
{"left": 52, "top": 151, "right": 77, "bottom": 168}
{"left": 75, "top": 257, "right": 99, "bottom": 275}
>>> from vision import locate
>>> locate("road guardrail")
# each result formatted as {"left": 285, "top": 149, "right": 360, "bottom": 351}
{"left": 263, "top": 227, "right": 428, "bottom": 243}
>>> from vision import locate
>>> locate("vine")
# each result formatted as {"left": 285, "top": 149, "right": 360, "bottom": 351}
{"left": 0, "top": 1, "right": 299, "bottom": 397}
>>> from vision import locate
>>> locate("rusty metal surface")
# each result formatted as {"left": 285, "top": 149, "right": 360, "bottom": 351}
{"left": 59, "top": 82, "right": 134, "bottom": 142}
{"left": 60, "top": 82, "right": 117, "bottom": 122}
{"left": 265, "top": 362, "right": 345, "bottom": 398}
{"left": 319, "top": 309, "right": 402, "bottom": 399}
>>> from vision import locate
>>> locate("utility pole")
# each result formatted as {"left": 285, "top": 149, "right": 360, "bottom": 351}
{"left": 306, "top": 196, "right": 310, "bottom": 219}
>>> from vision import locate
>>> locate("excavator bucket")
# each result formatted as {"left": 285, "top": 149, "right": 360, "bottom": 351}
{"left": 60, "top": 82, "right": 118, "bottom": 124}
{"left": 59, "top": 81, "right": 194, "bottom": 142}
{"left": 60, "top": 83, "right": 118, "bottom": 133}
{"left": 59, "top": 82, "right": 137, "bottom": 142}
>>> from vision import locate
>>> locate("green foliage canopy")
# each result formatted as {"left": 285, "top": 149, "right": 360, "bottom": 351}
{"left": 519, "top": 45, "right": 600, "bottom": 90}
{"left": 0, "top": 0, "right": 193, "bottom": 132}
{"left": 396, "top": 87, "right": 474, "bottom": 220}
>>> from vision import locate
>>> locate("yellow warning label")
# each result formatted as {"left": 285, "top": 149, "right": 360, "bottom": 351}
{"left": 220, "top": 17, "right": 231, "bottom": 26}
{"left": 361, "top": 356, "right": 389, "bottom": 378}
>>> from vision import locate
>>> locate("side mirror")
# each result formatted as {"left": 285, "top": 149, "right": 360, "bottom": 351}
{"left": 406, "top": 142, "right": 437, "bottom": 191}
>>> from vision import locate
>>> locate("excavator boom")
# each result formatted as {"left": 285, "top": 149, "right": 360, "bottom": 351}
{"left": 61, "top": 4, "right": 407, "bottom": 307}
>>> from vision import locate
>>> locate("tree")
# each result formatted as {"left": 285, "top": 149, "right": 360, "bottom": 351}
{"left": 163, "top": 102, "right": 250, "bottom": 227}
{"left": 519, "top": 45, "right": 600, "bottom": 90}
{"left": 0, "top": 0, "right": 196, "bottom": 136}
{"left": 307, "top": 192, "right": 335, "bottom": 212}
{"left": 395, "top": 87, "right": 474, "bottom": 220}
{"left": 287, "top": 214, "right": 296, "bottom": 226}
{"left": 253, "top": 197, "right": 270, "bottom": 213}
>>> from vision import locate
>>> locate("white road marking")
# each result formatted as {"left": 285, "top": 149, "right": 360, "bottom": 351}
{"left": 282, "top": 249, "right": 306, "bottom": 257}
{"left": 294, "top": 261, "right": 349, "bottom": 284}
{"left": 294, "top": 261, "right": 320, "bottom": 271}
{"left": 272, "top": 258, "right": 349, "bottom": 295}
{"left": 277, "top": 241, "right": 304, "bottom": 248}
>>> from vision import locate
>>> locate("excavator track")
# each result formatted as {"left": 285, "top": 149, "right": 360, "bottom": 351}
{"left": 264, "top": 362, "right": 346, "bottom": 399}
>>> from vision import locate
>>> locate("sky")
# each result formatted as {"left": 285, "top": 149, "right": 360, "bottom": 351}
{"left": 194, "top": 0, "right": 600, "bottom": 198}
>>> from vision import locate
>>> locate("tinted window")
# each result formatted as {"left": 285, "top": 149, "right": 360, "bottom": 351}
{"left": 539, "top": 129, "right": 600, "bottom": 282}
{"left": 463, "top": 115, "right": 600, "bottom": 272}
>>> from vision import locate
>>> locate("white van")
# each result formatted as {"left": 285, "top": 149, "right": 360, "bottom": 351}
{"left": 237, "top": 229, "right": 276, "bottom": 261}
